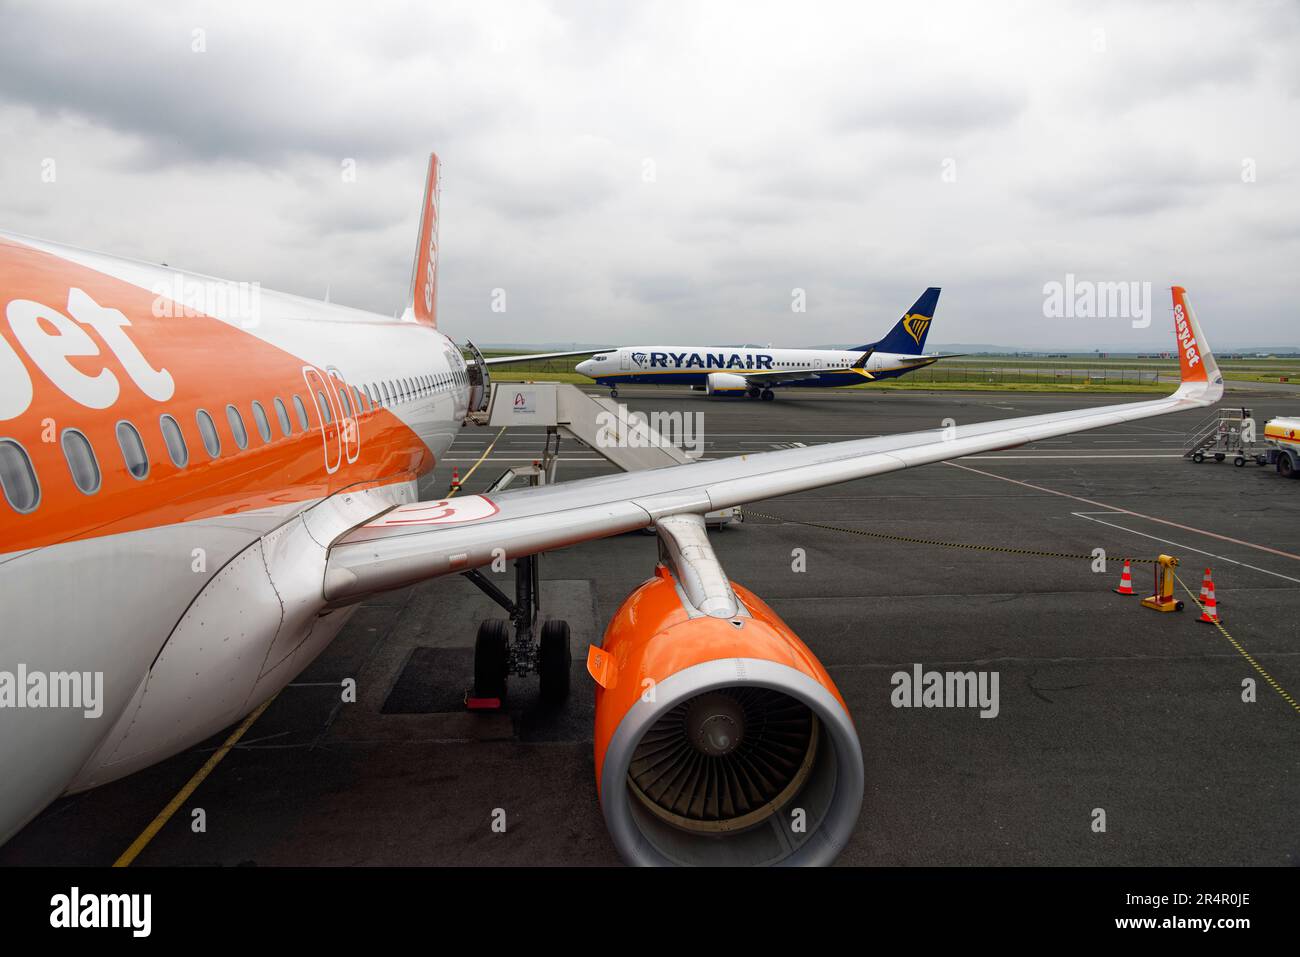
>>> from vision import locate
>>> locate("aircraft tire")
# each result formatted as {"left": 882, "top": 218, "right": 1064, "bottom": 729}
{"left": 539, "top": 620, "right": 572, "bottom": 705}
{"left": 474, "top": 620, "right": 510, "bottom": 700}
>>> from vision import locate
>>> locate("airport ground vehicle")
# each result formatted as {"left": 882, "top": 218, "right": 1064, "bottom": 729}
{"left": 1185, "top": 408, "right": 1267, "bottom": 467}
{"left": 1184, "top": 410, "right": 1300, "bottom": 475}
{"left": 1263, "top": 416, "right": 1300, "bottom": 478}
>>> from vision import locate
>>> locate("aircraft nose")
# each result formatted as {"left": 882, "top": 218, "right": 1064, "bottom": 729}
{"left": 576, "top": 359, "right": 591, "bottom": 375}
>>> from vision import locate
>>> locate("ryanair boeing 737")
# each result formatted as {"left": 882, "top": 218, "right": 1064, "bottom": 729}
{"left": 575, "top": 288, "right": 955, "bottom": 400}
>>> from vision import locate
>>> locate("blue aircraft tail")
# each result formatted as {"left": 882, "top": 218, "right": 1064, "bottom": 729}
{"left": 854, "top": 287, "right": 941, "bottom": 353}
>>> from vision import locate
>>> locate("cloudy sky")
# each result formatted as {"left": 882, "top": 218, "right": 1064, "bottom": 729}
{"left": 1, "top": 0, "right": 1296, "bottom": 350}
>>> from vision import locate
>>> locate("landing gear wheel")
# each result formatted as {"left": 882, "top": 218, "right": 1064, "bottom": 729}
{"left": 538, "top": 620, "right": 572, "bottom": 705}
{"left": 760, "top": 389, "right": 775, "bottom": 402}
{"left": 609, "top": 388, "right": 619, "bottom": 399}
{"left": 474, "top": 619, "right": 510, "bottom": 700}
{"left": 1191, "top": 450, "right": 1205, "bottom": 463}
{"left": 1234, "top": 455, "right": 1246, "bottom": 467}
{"left": 747, "top": 387, "right": 761, "bottom": 400}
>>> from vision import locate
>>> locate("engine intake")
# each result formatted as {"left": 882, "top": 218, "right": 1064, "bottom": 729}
{"left": 705, "top": 372, "right": 748, "bottom": 395}
{"left": 591, "top": 556, "right": 863, "bottom": 866}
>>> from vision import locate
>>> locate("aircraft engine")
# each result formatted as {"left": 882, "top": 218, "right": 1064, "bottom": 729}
{"left": 705, "top": 372, "right": 748, "bottom": 395}
{"left": 589, "top": 561, "right": 864, "bottom": 866}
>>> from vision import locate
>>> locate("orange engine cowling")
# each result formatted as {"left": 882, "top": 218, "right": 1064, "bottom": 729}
{"left": 591, "top": 564, "right": 864, "bottom": 866}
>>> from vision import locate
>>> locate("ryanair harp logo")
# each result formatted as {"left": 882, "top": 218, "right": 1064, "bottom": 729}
{"left": 902, "top": 313, "right": 932, "bottom": 346}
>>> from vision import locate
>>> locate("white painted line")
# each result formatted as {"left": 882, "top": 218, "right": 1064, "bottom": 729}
{"left": 947, "top": 461, "right": 1300, "bottom": 562}
{"left": 1071, "top": 511, "right": 1300, "bottom": 586}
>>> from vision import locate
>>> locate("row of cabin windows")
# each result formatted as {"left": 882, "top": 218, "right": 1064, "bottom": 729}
{"left": 362, "top": 365, "right": 467, "bottom": 410}
{"left": 0, "top": 365, "right": 469, "bottom": 513}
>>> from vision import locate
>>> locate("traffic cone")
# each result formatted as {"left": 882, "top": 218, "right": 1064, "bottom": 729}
{"left": 1113, "top": 559, "right": 1136, "bottom": 595}
{"left": 450, "top": 467, "right": 460, "bottom": 492}
{"left": 1199, "top": 568, "right": 1212, "bottom": 602}
{"left": 1198, "top": 571, "right": 1219, "bottom": 624}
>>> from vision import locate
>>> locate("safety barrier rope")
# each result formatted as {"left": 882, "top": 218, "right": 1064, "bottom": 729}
{"left": 739, "top": 508, "right": 1162, "bottom": 564}
{"left": 740, "top": 507, "right": 1299, "bottom": 717}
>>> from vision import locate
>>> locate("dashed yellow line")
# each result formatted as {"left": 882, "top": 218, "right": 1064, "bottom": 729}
{"left": 448, "top": 427, "right": 505, "bottom": 497}
{"left": 113, "top": 695, "right": 278, "bottom": 867}
{"left": 1174, "top": 573, "right": 1300, "bottom": 717}
{"left": 747, "top": 507, "right": 1299, "bottom": 717}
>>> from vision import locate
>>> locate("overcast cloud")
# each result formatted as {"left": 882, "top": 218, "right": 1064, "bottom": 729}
{"left": 0, "top": 0, "right": 1296, "bottom": 349}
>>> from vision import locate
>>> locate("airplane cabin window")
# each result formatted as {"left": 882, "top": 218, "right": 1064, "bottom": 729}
{"left": 116, "top": 421, "right": 149, "bottom": 480}
{"left": 273, "top": 397, "right": 292, "bottom": 436}
{"left": 292, "top": 394, "right": 309, "bottom": 430}
{"left": 160, "top": 414, "right": 188, "bottom": 467}
{"left": 251, "top": 401, "right": 273, "bottom": 442}
{"left": 338, "top": 386, "right": 353, "bottom": 418}
{"left": 382, "top": 382, "right": 392, "bottom": 405}
{"left": 226, "top": 405, "right": 249, "bottom": 449}
{"left": 0, "top": 439, "right": 40, "bottom": 513}
{"left": 61, "top": 429, "right": 101, "bottom": 494}
{"left": 315, "top": 390, "right": 333, "bottom": 424}
{"left": 196, "top": 409, "right": 222, "bottom": 458}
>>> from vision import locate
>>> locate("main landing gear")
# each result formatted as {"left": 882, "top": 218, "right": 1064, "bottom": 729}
{"left": 609, "top": 387, "right": 619, "bottom": 399}
{"left": 462, "top": 552, "right": 572, "bottom": 708}
{"left": 746, "top": 388, "right": 775, "bottom": 401}
{"left": 760, "top": 389, "right": 775, "bottom": 401}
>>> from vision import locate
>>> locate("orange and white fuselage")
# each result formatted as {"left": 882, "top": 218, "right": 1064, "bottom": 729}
{"left": 0, "top": 160, "right": 467, "bottom": 842}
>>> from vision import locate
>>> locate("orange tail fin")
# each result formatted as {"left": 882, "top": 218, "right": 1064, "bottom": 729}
{"left": 404, "top": 153, "right": 442, "bottom": 326}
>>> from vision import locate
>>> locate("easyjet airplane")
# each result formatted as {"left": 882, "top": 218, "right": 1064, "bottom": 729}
{"left": 0, "top": 153, "right": 1223, "bottom": 866}
{"left": 575, "top": 288, "right": 956, "bottom": 400}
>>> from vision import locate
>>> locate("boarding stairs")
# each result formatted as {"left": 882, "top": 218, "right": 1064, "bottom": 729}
{"left": 472, "top": 381, "right": 738, "bottom": 525}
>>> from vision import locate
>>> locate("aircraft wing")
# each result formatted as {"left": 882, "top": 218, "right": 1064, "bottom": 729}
{"left": 323, "top": 288, "right": 1221, "bottom": 603}
{"left": 479, "top": 349, "right": 603, "bottom": 366}
{"left": 737, "top": 368, "right": 846, "bottom": 385}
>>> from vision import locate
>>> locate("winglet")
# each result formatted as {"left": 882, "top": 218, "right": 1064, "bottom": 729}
{"left": 403, "top": 153, "right": 441, "bottom": 326}
{"left": 1170, "top": 286, "right": 1222, "bottom": 401}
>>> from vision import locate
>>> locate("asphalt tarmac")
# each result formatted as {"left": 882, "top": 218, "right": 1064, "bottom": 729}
{"left": 4, "top": 385, "right": 1298, "bottom": 866}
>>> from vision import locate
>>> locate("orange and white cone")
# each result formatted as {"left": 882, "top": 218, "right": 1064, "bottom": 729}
{"left": 450, "top": 467, "right": 460, "bottom": 492}
{"left": 1198, "top": 571, "right": 1219, "bottom": 624}
{"left": 1114, "top": 559, "right": 1136, "bottom": 595}
{"left": 1199, "top": 568, "right": 1213, "bottom": 602}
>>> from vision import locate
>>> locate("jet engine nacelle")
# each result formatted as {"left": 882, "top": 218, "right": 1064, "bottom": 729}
{"left": 705, "top": 372, "right": 748, "bottom": 396}
{"left": 591, "top": 565, "right": 864, "bottom": 865}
